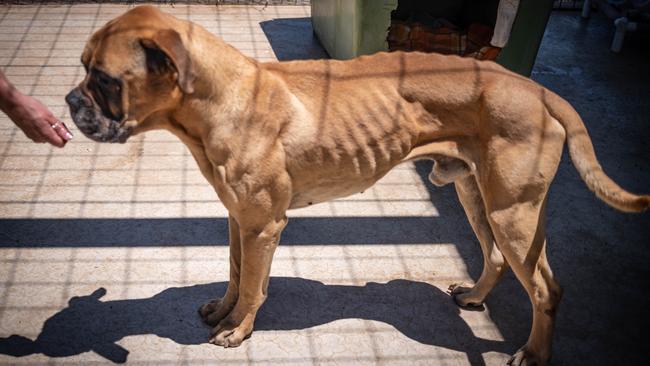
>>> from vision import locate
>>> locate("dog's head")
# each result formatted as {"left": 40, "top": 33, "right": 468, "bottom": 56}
{"left": 65, "top": 6, "right": 195, "bottom": 143}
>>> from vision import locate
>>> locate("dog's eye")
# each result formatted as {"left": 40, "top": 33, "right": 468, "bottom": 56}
{"left": 99, "top": 75, "right": 110, "bottom": 87}
{"left": 109, "top": 82, "right": 121, "bottom": 93}
{"left": 94, "top": 72, "right": 120, "bottom": 92}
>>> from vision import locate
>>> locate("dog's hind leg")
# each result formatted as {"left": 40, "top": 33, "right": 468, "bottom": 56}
{"left": 486, "top": 195, "right": 562, "bottom": 366}
{"left": 199, "top": 214, "right": 242, "bottom": 326}
{"left": 449, "top": 175, "right": 508, "bottom": 308}
{"left": 477, "top": 127, "right": 565, "bottom": 365}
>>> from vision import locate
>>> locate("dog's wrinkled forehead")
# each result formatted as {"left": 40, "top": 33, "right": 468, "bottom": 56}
{"left": 81, "top": 27, "right": 138, "bottom": 77}
{"left": 81, "top": 5, "right": 172, "bottom": 75}
{"left": 82, "top": 41, "right": 133, "bottom": 79}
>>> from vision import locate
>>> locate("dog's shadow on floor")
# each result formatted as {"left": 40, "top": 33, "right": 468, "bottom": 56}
{"left": 0, "top": 277, "right": 510, "bottom": 364}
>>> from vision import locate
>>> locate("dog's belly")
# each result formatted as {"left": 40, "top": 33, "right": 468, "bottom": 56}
{"left": 289, "top": 175, "right": 383, "bottom": 209}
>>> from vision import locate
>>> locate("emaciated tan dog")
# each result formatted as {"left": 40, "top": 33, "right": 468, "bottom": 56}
{"left": 65, "top": 6, "right": 649, "bottom": 365}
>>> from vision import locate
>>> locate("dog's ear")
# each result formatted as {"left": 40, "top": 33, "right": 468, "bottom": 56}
{"left": 139, "top": 29, "right": 195, "bottom": 94}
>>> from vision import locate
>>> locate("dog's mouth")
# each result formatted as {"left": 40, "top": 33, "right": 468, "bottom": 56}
{"left": 65, "top": 88, "right": 132, "bottom": 143}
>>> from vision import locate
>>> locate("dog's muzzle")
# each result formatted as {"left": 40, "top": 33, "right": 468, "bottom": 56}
{"left": 65, "top": 88, "right": 132, "bottom": 143}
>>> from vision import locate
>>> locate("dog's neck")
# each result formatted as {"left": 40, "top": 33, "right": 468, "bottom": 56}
{"left": 167, "top": 30, "right": 264, "bottom": 156}
{"left": 190, "top": 41, "right": 258, "bottom": 102}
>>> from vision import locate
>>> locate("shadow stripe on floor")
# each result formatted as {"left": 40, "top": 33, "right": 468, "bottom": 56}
{"left": 0, "top": 216, "right": 452, "bottom": 247}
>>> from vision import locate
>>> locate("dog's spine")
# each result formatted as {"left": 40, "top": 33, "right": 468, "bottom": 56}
{"left": 545, "top": 90, "right": 650, "bottom": 213}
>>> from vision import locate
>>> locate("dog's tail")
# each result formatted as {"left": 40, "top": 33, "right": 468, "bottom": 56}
{"left": 545, "top": 90, "right": 650, "bottom": 213}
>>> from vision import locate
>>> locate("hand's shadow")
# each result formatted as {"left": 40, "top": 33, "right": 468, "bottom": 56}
{"left": 0, "top": 277, "right": 509, "bottom": 364}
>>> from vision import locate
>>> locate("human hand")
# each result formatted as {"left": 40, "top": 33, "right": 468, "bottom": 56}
{"left": 4, "top": 92, "right": 73, "bottom": 148}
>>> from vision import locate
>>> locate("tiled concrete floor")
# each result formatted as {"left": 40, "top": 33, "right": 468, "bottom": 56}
{"left": 0, "top": 3, "right": 649, "bottom": 366}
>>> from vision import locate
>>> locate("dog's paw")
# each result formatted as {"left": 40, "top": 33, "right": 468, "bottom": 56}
{"left": 448, "top": 283, "right": 485, "bottom": 311}
{"left": 208, "top": 315, "right": 253, "bottom": 348}
{"left": 199, "top": 298, "right": 236, "bottom": 326}
{"left": 507, "top": 346, "right": 547, "bottom": 366}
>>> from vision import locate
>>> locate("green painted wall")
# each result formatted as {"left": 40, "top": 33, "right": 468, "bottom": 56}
{"left": 495, "top": 0, "right": 554, "bottom": 76}
{"left": 312, "top": 0, "right": 397, "bottom": 60}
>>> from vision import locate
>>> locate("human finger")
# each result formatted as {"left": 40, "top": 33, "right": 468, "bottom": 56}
{"left": 50, "top": 119, "right": 73, "bottom": 143}
{"left": 40, "top": 120, "right": 66, "bottom": 148}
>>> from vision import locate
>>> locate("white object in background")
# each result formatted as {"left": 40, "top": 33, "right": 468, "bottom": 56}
{"left": 581, "top": 0, "right": 642, "bottom": 53}
{"left": 612, "top": 16, "right": 638, "bottom": 52}
{"left": 582, "top": 0, "right": 593, "bottom": 17}
{"left": 491, "top": 0, "right": 520, "bottom": 48}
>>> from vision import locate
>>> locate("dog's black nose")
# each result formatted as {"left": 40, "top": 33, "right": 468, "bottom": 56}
{"left": 65, "top": 89, "right": 79, "bottom": 108}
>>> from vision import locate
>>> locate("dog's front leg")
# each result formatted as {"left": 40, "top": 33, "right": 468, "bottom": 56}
{"left": 199, "top": 214, "right": 242, "bottom": 325}
{"left": 208, "top": 215, "right": 287, "bottom": 347}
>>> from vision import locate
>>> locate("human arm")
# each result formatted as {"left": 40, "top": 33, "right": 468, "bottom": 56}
{"left": 0, "top": 70, "right": 72, "bottom": 147}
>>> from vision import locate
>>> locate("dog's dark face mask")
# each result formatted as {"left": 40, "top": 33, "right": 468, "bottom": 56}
{"left": 65, "top": 7, "right": 195, "bottom": 144}
{"left": 65, "top": 68, "right": 130, "bottom": 143}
